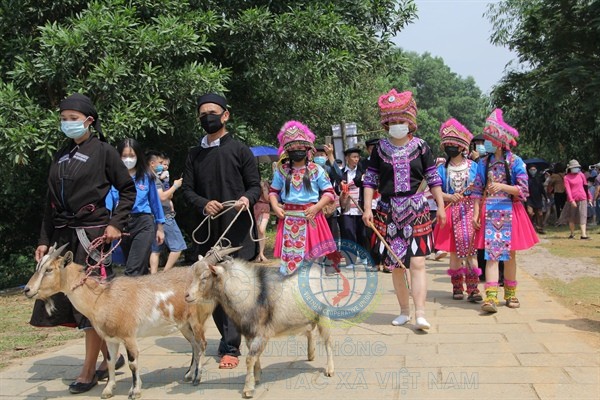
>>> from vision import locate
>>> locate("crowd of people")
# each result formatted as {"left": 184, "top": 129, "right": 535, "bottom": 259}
{"left": 31, "top": 90, "right": 597, "bottom": 395}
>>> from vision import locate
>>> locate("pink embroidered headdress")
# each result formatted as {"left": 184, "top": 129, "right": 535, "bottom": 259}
{"left": 483, "top": 109, "right": 519, "bottom": 148}
{"left": 277, "top": 120, "right": 316, "bottom": 157}
{"left": 439, "top": 118, "right": 473, "bottom": 150}
{"left": 378, "top": 89, "right": 418, "bottom": 133}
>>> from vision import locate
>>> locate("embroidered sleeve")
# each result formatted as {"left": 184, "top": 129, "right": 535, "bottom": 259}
{"left": 512, "top": 155, "right": 529, "bottom": 201}
{"left": 316, "top": 165, "right": 335, "bottom": 199}
{"left": 437, "top": 164, "right": 447, "bottom": 193}
{"left": 269, "top": 169, "right": 284, "bottom": 197}
{"left": 466, "top": 160, "right": 479, "bottom": 195}
{"left": 422, "top": 143, "right": 442, "bottom": 188}
{"left": 363, "top": 145, "right": 380, "bottom": 189}
{"left": 471, "top": 159, "right": 485, "bottom": 199}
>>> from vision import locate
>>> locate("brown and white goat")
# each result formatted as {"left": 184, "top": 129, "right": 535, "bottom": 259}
{"left": 23, "top": 244, "right": 215, "bottom": 399}
{"left": 185, "top": 246, "right": 334, "bottom": 398}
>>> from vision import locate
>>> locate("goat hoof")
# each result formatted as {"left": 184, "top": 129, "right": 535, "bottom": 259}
{"left": 101, "top": 392, "right": 114, "bottom": 399}
{"left": 243, "top": 389, "right": 255, "bottom": 398}
{"left": 192, "top": 378, "right": 201, "bottom": 386}
{"left": 325, "top": 370, "right": 334, "bottom": 377}
{"left": 128, "top": 389, "right": 142, "bottom": 399}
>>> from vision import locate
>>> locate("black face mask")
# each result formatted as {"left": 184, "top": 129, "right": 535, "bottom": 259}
{"left": 444, "top": 146, "right": 461, "bottom": 158}
{"left": 288, "top": 150, "right": 307, "bottom": 162}
{"left": 199, "top": 112, "right": 224, "bottom": 134}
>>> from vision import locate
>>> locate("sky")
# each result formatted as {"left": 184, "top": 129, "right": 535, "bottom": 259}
{"left": 393, "top": 0, "right": 517, "bottom": 94}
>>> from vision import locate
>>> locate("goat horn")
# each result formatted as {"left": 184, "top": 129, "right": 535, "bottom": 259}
{"left": 36, "top": 242, "right": 69, "bottom": 271}
{"left": 202, "top": 245, "right": 242, "bottom": 266}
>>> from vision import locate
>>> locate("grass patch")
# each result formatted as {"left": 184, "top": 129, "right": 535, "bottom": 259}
{"left": 538, "top": 277, "right": 600, "bottom": 324}
{"left": 539, "top": 225, "right": 600, "bottom": 261}
{"left": 0, "top": 291, "right": 82, "bottom": 369}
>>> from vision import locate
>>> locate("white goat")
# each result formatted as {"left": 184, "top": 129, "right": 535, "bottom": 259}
{"left": 185, "top": 246, "right": 334, "bottom": 398}
{"left": 23, "top": 244, "right": 215, "bottom": 399}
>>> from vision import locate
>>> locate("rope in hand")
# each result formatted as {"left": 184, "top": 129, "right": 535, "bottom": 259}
{"left": 192, "top": 200, "right": 261, "bottom": 251}
{"left": 72, "top": 234, "right": 124, "bottom": 290}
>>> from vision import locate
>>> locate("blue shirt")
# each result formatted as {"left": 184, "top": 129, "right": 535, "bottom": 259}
{"left": 106, "top": 174, "right": 165, "bottom": 224}
{"left": 270, "top": 163, "right": 334, "bottom": 204}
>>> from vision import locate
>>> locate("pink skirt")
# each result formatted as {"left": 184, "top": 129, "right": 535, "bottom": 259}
{"left": 433, "top": 198, "right": 476, "bottom": 257}
{"left": 274, "top": 204, "right": 336, "bottom": 273}
{"left": 475, "top": 200, "right": 539, "bottom": 251}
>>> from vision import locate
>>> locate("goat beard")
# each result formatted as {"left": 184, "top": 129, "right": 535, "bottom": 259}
{"left": 44, "top": 298, "right": 57, "bottom": 316}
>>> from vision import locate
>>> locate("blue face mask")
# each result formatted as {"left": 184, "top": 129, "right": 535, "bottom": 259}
{"left": 313, "top": 156, "right": 327, "bottom": 166}
{"left": 484, "top": 140, "right": 497, "bottom": 154}
{"left": 155, "top": 164, "right": 164, "bottom": 174}
{"left": 475, "top": 144, "right": 486, "bottom": 155}
{"left": 570, "top": 167, "right": 581, "bottom": 174}
{"left": 61, "top": 119, "right": 88, "bottom": 139}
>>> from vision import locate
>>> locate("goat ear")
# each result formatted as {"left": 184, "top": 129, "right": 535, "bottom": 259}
{"left": 208, "top": 264, "right": 225, "bottom": 276}
{"left": 62, "top": 251, "right": 74, "bottom": 267}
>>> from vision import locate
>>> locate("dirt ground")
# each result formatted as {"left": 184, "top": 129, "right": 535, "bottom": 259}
{"left": 518, "top": 238, "right": 600, "bottom": 282}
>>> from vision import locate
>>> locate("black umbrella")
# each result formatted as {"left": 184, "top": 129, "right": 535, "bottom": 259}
{"left": 523, "top": 158, "right": 549, "bottom": 169}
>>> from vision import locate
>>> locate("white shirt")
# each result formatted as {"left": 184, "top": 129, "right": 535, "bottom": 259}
{"left": 200, "top": 135, "right": 222, "bottom": 148}
{"left": 343, "top": 166, "right": 361, "bottom": 216}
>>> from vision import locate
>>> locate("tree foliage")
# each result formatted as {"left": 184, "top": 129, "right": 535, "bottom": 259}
{"left": 486, "top": 0, "right": 600, "bottom": 164}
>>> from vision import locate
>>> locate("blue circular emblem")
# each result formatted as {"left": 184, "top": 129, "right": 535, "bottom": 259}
{"left": 297, "top": 239, "right": 380, "bottom": 320}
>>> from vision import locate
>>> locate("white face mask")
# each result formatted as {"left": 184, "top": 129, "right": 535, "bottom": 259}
{"left": 389, "top": 124, "right": 410, "bottom": 139}
{"left": 122, "top": 157, "right": 137, "bottom": 170}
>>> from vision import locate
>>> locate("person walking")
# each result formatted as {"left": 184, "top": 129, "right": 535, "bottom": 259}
{"left": 181, "top": 93, "right": 261, "bottom": 370}
{"left": 269, "top": 120, "right": 337, "bottom": 275}
{"left": 31, "top": 93, "right": 135, "bottom": 394}
{"left": 106, "top": 139, "right": 165, "bottom": 276}
{"left": 560, "top": 159, "right": 593, "bottom": 239}
{"left": 433, "top": 118, "right": 481, "bottom": 302}
{"left": 472, "top": 109, "right": 539, "bottom": 314}
{"left": 362, "top": 89, "right": 446, "bottom": 331}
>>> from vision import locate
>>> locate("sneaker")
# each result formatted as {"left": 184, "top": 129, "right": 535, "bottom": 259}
{"left": 434, "top": 251, "right": 448, "bottom": 261}
{"left": 391, "top": 315, "right": 410, "bottom": 326}
{"left": 415, "top": 317, "right": 431, "bottom": 330}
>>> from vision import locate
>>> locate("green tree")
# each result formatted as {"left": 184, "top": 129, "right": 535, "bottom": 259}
{"left": 0, "top": 0, "right": 419, "bottom": 287}
{"left": 486, "top": 0, "right": 600, "bottom": 163}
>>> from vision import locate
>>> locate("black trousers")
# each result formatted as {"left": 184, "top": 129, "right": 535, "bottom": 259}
{"left": 554, "top": 192, "right": 567, "bottom": 220}
{"left": 338, "top": 214, "right": 366, "bottom": 262}
{"left": 121, "top": 214, "right": 155, "bottom": 276}
{"left": 213, "top": 304, "right": 241, "bottom": 356}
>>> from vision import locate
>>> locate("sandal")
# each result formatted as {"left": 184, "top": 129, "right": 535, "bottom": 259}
{"left": 218, "top": 354, "right": 239, "bottom": 369}
{"left": 467, "top": 290, "right": 483, "bottom": 303}
{"left": 452, "top": 290, "right": 464, "bottom": 300}
{"left": 505, "top": 297, "right": 521, "bottom": 308}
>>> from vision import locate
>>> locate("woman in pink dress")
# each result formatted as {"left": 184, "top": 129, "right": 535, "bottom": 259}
{"left": 560, "top": 159, "right": 593, "bottom": 239}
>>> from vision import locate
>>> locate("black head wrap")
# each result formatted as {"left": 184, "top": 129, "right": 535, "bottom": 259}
{"left": 197, "top": 93, "right": 228, "bottom": 112}
{"left": 59, "top": 93, "right": 104, "bottom": 140}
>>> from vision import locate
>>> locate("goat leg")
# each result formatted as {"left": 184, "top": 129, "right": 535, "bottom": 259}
{"left": 123, "top": 339, "right": 141, "bottom": 399}
{"left": 306, "top": 329, "right": 316, "bottom": 361}
{"left": 243, "top": 336, "right": 267, "bottom": 398}
{"left": 181, "top": 322, "right": 203, "bottom": 385}
{"left": 318, "top": 321, "right": 335, "bottom": 377}
{"left": 101, "top": 341, "right": 119, "bottom": 399}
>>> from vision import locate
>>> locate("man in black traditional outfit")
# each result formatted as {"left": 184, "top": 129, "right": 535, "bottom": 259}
{"left": 182, "top": 93, "right": 260, "bottom": 369}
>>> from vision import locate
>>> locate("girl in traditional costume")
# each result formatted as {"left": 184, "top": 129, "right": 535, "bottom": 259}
{"left": 472, "top": 109, "right": 539, "bottom": 313}
{"left": 362, "top": 89, "right": 446, "bottom": 330}
{"left": 269, "top": 121, "right": 337, "bottom": 275}
{"left": 433, "top": 119, "right": 482, "bottom": 302}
